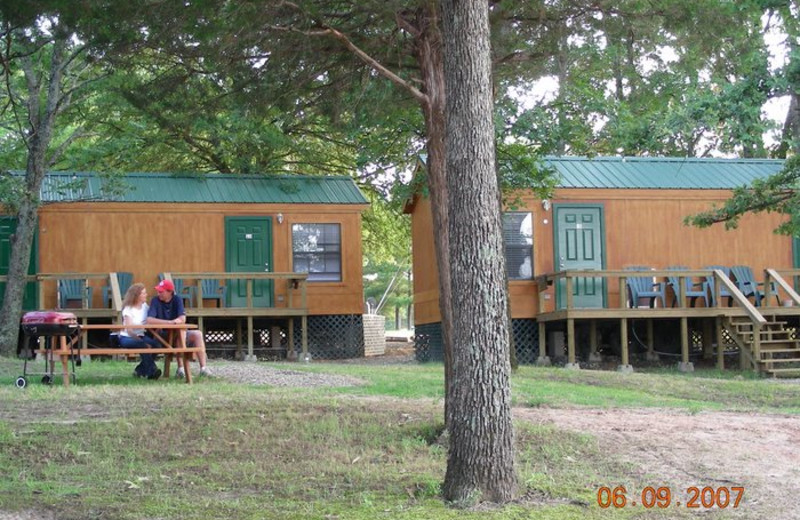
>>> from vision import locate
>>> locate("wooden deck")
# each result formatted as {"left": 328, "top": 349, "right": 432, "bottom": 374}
{"left": 9, "top": 271, "right": 310, "bottom": 361}
{"left": 534, "top": 268, "right": 800, "bottom": 376}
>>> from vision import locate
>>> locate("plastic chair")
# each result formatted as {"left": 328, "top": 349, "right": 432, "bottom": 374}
{"left": 624, "top": 266, "right": 666, "bottom": 308}
{"left": 730, "top": 265, "right": 780, "bottom": 307}
{"left": 200, "top": 279, "right": 227, "bottom": 307}
{"left": 703, "top": 266, "right": 733, "bottom": 307}
{"left": 158, "top": 273, "right": 196, "bottom": 308}
{"left": 58, "top": 279, "right": 93, "bottom": 308}
{"left": 102, "top": 272, "right": 133, "bottom": 308}
{"left": 666, "top": 266, "right": 709, "bottom": 307}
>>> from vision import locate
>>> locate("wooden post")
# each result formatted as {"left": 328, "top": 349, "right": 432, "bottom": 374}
{"left": 620, "top": 318, "right": 629, "bottom": 366}
{"left": 646, "top": 319, "right": 655, "bottom": 361}
{"left": 536, "top": 321, "right": 550, "bottom": 365}
{"left": 38, "top": 278, "right": 45, "bottom": 310}
{"left": 288, "top": 317, "right": 295, "bottom": 360}
{"left": 246, "top": 315, "right": 255, "bottom": 362}
{"left": 301, "top": 315, "right": 308, "bottom": 361}
{"left": 716, "top": 317, "right": 724, "bottom": 370}
{"left": 235, "top": 319, "right": 243, "bottom": 360}
{"left": 565, "top": 318, "right": 578, "bottom": 369}
{"left": 620, "top": 276, "right": 628, "bottom": 308}
{"left": 678, "top": 316, "right": 693, "bottom": 371}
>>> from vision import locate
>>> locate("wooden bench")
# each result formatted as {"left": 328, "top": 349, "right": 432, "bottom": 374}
{"left": 34, "top": 323, "right": 201, "bottom": 386}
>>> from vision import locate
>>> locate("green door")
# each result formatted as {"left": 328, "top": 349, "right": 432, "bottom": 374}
{"left": 554, "top": 205, "right": 605, "bottom": 309}
{"left": 225, "top": 217, "right": 273, "bottom": 307}
{"left": 0, "top": 217, "right": 38, "bottom": 310}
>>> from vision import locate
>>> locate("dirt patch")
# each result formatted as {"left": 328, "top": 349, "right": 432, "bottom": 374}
{"left": 514, "top": 407, "right": 800, "bottom": 519}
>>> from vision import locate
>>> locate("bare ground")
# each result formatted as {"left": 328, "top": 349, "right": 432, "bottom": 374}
{"left": 514, "top": 406, "right": 800, "bottom": 519}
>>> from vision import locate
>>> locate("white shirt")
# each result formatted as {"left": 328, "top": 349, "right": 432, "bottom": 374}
{"left": 121, "top": 303, "right": 149, "bottom": 337}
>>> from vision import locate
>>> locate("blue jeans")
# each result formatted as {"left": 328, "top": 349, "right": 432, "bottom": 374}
{"left": 119, "top": 334, "right": 160, "bottom": 377}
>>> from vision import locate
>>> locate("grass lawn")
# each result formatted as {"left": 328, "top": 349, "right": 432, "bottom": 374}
{"left": 0, "top": 356, "right": 796, "bottom": 519}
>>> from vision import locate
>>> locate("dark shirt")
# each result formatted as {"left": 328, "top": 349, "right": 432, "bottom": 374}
{"left": 147, "top": 295, "right": 186, "bottom": 321}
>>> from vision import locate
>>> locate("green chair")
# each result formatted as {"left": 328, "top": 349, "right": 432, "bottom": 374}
{"left": 730, "top": 265, "right": 779, "bottom": 307}
{"left": 200, "top": 278, "right": 227, "bottom": 307}
{"left": 158, "top": 273, "right": 196, "bottom": 308}
{"left": 666, "top": 266, "right": 708, "bottom": 307}
{"left": 102, "top": 272, "right": 133, "bottom": 307}
{"left": 703, "top": 265, "right": 733, "bottom": 307}
{"left": 624, "top": 266, "right": 666, "bottom": 308}
{"left": 58, "top": 279, "right": 93, "bottom": 308}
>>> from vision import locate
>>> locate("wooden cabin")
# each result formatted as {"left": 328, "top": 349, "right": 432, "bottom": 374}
{"left": 2, "top": 171, "right": 370, "bottom": 359}
{"left": 405, "top": 156, "right": 800, "bottom": 375}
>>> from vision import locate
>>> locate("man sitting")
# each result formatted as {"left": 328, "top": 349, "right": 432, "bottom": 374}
{"left": 146, "top": 279, "right": 213, "bottom": 377}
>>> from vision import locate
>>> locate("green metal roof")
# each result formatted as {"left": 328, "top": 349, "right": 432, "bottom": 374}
{"left": 544, "top": 156, "right": 785, "bottom": 189}
{"left": 29, "top": 172, "right": 368, "bottom": 205}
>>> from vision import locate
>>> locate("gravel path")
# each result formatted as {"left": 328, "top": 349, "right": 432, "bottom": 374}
{"left": 209, "top": 361, "right": 367, "bottom": 387}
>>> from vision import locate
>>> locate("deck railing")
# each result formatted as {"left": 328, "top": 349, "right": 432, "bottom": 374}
{"left": 534, "top": 268, "right": 784, "bottom": 369}
{"left": 166, "top": 271, "right": 308, "bottom": 312}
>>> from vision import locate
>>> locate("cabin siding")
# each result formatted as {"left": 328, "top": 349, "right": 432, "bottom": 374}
{"left": 411, "top": 188, "right": 792, "bottom": 325}
{"left": 37, "top": 202, "right": 365, "bottom": 315}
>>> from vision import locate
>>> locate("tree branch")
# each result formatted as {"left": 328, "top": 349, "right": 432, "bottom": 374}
{"left": 267, "top": 24, "right": 427, "bottom": 104}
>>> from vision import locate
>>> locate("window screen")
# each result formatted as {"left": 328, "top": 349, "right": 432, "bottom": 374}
{"left": 503, "top": 212, "right": 533, "bottom": 280}
{"left": 292, "top": 223, "right": 342, "bottom": 282}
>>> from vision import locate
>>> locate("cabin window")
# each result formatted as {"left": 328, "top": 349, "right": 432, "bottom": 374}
{"left": 292, "top": 223, "right": 342, "bottom": 282}
{"left": 503, "top": 212, "right": 533, "bottom": 280}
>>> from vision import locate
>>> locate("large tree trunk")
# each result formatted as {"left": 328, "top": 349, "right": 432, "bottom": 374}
{"left": 440, "top": 0, "right": 517, "bottom": 504}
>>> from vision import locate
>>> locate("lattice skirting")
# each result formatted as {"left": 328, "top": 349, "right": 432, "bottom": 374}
{"left": 288, "top": 314, "right": 365, "bottom": 360}
{"left": 202, "top": 315, "right": 365, "bottom": 360}
{"left": 414, "top": 320, "right": 539, "bottom": 364}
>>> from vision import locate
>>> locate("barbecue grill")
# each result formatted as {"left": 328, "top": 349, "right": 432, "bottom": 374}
{"left": 17, "top": 311, "right": 81, "bottom": 388}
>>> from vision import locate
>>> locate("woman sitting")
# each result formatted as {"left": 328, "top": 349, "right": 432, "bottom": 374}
{"left": 120, "top": 283, "right": 161, "bottom": 379}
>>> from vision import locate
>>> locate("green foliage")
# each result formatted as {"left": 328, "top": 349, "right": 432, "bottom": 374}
{"left": 685, "top": 154, "right": 800, "bottom": 234}
{"left": 0, "top": 173, "right": 29, "bottom": 213}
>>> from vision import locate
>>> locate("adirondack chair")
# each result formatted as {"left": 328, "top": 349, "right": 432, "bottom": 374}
{"left": 102, "top": 271, "right": 134, "bottom": 308}
{"left": 703, "top": 265, "right": 734, "bottom": 307}
{"left": 730, "top": 265, "right": 780, "bottom": 307}
{"left": 665, "top": 266, "right": 709, "bottom": 307}
{"left": 200, "top": 278, "right": 227, "bottom": 307}
{"left": 624, "top": 266, "right": 666, "bottom": 308}
{"left": 57, "top": 278, "right": 93, "bottom": 309}
{"left": 158, "top": 273, "right": 196, "bottom": 308}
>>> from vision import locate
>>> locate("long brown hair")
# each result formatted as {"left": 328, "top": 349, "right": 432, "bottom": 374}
{"left": 122, "top": 282, "right": 146, "bottom": 308}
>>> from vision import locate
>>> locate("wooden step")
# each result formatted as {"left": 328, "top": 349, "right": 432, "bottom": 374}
{"left": 759, "top": 357, "right": 800, "bottom": 364}
{"left": 760, "top": 349, "right": 800, "bottom": 355}
{"left": 739, "top": 334, "right": 795, "bottom": 342}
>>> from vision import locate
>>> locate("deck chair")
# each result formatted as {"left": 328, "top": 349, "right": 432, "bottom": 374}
{"left": 158, "top": 273, "right": 196, "bottom": 308}
{"left": 703, "top": 265, "right": 734, "bottom": 307}
{"left": 102, "top": 271, "right": 133, "bottom": 308}
{"left": 624, "top": 266, "right": 666, "bottom": 308}
{"left": 730, "top": 265, "right": 780, "bottom": 307}
{"left": 57, "top": 279, "right": 93, "bottom": 309}
{"left": 666, "top": 266, "right": 709, "bottom": 307}
{"left": 200, "top": 278, "right": 227, "bottom": 307}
